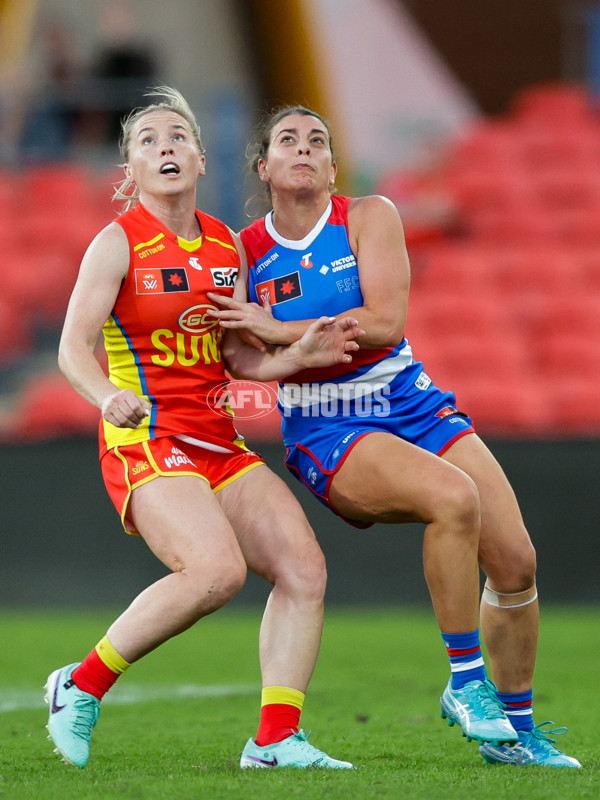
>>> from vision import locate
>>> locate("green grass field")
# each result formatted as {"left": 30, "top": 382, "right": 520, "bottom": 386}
{"left": 1, "top": 606, "right": 598, "bottom": 799}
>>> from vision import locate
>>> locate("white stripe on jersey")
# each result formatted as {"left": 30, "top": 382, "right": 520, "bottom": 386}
{"left": 278, "top": 340, "right": 414, "bottom": 409}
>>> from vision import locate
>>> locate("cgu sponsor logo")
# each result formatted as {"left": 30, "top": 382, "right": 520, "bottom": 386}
{"left": 151, "top": 327, "right": 224, "bottom": 366}
{"left": 207, "top": 380, "right": 278, "bottom": 419}
{"left": 164, "top": 447, "right": 195, "bottom": 469}
{"left": 132, "top": 460, "right": 150, "bottom": 475}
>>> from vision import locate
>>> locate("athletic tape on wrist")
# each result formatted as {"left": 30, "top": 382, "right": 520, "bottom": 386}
{"left": 482, "top": 582, "right": 538, "bottom": 609}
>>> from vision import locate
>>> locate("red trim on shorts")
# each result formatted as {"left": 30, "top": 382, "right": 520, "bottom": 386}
{"left": 436, "top": 427, "right": 474, "bottom": 457}
{"left": 289, "top": 434, "right": 375, "bottom": 529}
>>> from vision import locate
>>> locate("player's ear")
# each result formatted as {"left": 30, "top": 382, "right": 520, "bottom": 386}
{"left": 257, "top": 159, "right": 269, "bottom": 182}
{"left": 329, "top": 160, "right": 338, "bottom": 186}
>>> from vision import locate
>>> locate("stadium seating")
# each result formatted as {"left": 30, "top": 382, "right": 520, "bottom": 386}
{"left": 381, "top": 81, "right": 600, "bottom": 437}
{"left": 10, "top": 372, "right": 101, "bottom": 442}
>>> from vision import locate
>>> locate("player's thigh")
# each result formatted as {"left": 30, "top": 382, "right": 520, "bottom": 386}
{"left": 217, "top": 464, "right": 324, "bottom": 583}
{"left": 130, "top": 474, "right": 245, "bottom": 575}
{"left": 441, "top": 434, "right": 536, "bottom": 581}
{"left": 329, "top": 431, "right": 478, "bottom": 524}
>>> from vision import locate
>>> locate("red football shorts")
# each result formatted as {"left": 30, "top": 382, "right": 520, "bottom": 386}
{"left": 100, "top": 434, "right": 264, "bottom": 534}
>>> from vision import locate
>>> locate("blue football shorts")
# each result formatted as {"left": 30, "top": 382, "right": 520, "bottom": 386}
{"left": 281, "top": 361, "right": 474, "bottom": 527}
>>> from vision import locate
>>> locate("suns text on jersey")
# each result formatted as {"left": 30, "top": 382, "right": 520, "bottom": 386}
{"left": 150, "top": 328, "right": 224, "bottom": 366}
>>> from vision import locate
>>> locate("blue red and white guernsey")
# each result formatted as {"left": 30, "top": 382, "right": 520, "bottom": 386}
{"left": 100, "top": 202, "right": 245, "bottom": 457}
{"left": 241, "top": 195, "right": 474, "bottom": 524}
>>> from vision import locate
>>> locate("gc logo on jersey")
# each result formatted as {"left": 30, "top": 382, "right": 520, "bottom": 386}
{"left": 210, "top": 267, "right": 239, "bottom": 288}
{"left": 178, "top": 304, "right": 220, "bottom": 333}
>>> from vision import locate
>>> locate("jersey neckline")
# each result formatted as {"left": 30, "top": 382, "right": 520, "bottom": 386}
{"left": 265, "top": 200, "right": 332, "bottom": 250}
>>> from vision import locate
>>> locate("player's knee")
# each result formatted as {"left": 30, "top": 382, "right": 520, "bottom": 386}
{"left": 514, "top": 538, "right": 537, "bottom": 585}
{"left": 188, "top": 551, "right": 247, "bottom": 609}
{"left": 219, "top": 552, "right": 248, "bottom": 598}
{"left": 275, "top": 539, "right": 327, "bottom": 603}
{"left": 483, "top": 530, "right": 537, "bottom": 591}
{"left": 207, "top": 562, "right": 247, "bottom": 608}
{"left": 435, "top": 472, "right": 480, "bottom": 534}
{"left": 299, "top": 543, "right": 327, "bottom": 601}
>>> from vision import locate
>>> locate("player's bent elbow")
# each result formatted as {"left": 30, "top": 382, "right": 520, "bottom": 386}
{"left": 369, "top": 323, "right": 405, "bottom": 348}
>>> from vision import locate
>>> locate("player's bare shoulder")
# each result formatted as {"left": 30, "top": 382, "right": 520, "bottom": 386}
{"left": 348, "top": 194, "right": 401, "bottom": 223}
{"left": 347, "top": 194, "right": 403, "bottom": 246}
{"left": 79, "top": 220, "right": 130, "bottom": 283}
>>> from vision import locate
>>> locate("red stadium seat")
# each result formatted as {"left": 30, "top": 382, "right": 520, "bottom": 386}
{"left": 414, "top": 244, "right": 502, "bottom": 293}
{"left": 445, "top": 121, "right": 522, "bottom": 170}
{"left": 547, "top": 376, "right": 600, "bottom": 436}
{"left": 509, "top": 83, "right": 595, "bottom": 124}
{"left": 444, "top": 167, "right": 535, "bottom": 215}
{"left": 531, "top": 293, "right": 600, "bottom": 340}
{"left": 25, "top": 163, "right": 96, "bottom": 210}
{"left": 0, "top": 295, "right": 33, "bottom": 364}
{"left": 13, "top": 372, "right": 100, "bottom": 441}
{"left": 451, "top": 375, "right": 551, "bottom": 437}
{"left": 490, "top": 246, "right": 578, "bottom": 297}
{"left": 408, "top": 288, "right": 510, "bottom": 346}
{"left": 531, "top": 167, "right": 600, "bottom": 211}
{"left": 534, "top": 332, "right": 600, "bottom": 380}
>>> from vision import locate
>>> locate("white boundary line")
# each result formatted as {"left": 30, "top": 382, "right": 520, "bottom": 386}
{"left": 0, "top": 683, "right": 259, "bottom": 713}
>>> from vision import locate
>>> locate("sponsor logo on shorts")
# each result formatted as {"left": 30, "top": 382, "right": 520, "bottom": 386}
{"left": 435, "top": 406, "right": 459, "bottom": 419}
{"left": 164, "top": 447, "right": 195, "bottom": 469}
{"left": 207, "top": 380, "right": 278, "bottom": 419}
{"left": 307, "top": 466, "right": 318, "bottom": 485}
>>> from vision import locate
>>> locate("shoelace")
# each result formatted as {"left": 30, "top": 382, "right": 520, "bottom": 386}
{"left": 292, "top": 730, "right": 326, "bottom": 759}
{"left": 522, "top": 721, "right": 568, "bottom": 748}
{"left": 471, "top": 680, "right": 506, "bottom": 719}
{"left": 71, "top": 695, "right": 99, "bottom": 740}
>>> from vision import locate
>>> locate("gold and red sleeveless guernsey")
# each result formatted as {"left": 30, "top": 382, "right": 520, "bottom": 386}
{"left": 99, "top": 203, "right": 241, "bottom": 457}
